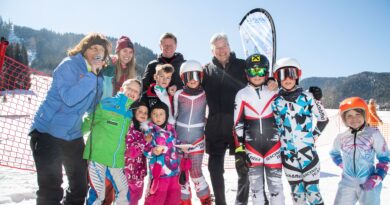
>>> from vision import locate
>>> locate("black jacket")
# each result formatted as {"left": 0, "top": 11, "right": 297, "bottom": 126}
{"left": 203, "top": 53, "right": 247, "bottom": 154}
{"left": 141, "top": 52, "right": 185, "bottom": 92}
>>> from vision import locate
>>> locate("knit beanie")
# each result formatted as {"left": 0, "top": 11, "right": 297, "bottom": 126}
{"left": 115, "top": 36, "right": 134, "bottom": 53}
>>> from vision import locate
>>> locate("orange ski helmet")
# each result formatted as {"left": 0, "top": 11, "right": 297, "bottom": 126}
{"left": 339, "top": 97, "right": 369, "bottom": 124}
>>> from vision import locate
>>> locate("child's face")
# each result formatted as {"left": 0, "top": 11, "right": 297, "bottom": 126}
{"left": 154, "top": 71, "right": 172, "bottom": 88}
{"left": 121, "top": 82, "right": 141, "bottom": 101}
{"left": 248, "top": 76, "right": 266, "bottom": 87}
{"left": 281, "top": 77, "right": 296, "bottom": 91}
{"left": 151, "top": 108, "right": 166, "bottom": 126}
{"left": 345, "top": 109, "right": 365, "bottom": 129}
{"left": 135, "top": 105, "right": 148, "bottom": 123}
{"left": 186, "top": 79, "right": 200, "bottom": 89}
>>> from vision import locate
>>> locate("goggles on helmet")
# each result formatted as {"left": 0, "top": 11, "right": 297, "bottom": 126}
{"left": 275, "top": 67, "right": 299, "bottom": 81}
{"left": 246, "top": 67, "right": 268, "bottom": 77}
{"left": 183, "top": 71, "right": 202, "bottom": 83}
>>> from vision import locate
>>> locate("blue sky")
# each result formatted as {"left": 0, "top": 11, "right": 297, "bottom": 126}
{"left": 1, "top": 0, "right": 389, "bottom": 78}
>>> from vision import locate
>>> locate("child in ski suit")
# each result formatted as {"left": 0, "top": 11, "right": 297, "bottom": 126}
{"left": 271, "top": 57, "right": 329, "bottom": 205}
{"left": 144, "top": 101, "right": 181, "bottom": 205}
{"left": 173, "top": 60, "right": 212, "bottom": 205}
{"left": 82, "top": 79, "right": 142, "bottom": 204}
{"left": 124, "top": 101, "right": 152, "bottom": 205}
{"left": 233, "top": 54, "right": 285, "bottom": 205}
{"left": 330, "top": 97, "right": 390, "bottom": 205}
{"left": 142, "top": 63, "right": 176, "bottom": 124}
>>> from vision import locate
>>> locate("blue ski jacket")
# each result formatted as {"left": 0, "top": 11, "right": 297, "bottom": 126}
{"left": 31, "top": 53, "right": 103, "bottom": 141}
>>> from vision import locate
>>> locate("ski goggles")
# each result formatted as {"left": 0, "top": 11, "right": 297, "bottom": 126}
{"left": 182, "top": 71, "right": 202, "bottom": 83}
{"left": 274, "top": 67, "right": 300, "bottom": 81}
{"left": 246, "top": 67, "right": 268, "bottom": 77}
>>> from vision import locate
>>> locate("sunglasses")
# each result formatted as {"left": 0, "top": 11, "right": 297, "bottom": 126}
{"left": 274, "top": 67, "right": 300, "bottom": 81}
{"left": 247, "top": 67, "right": 268, "bottom": 77}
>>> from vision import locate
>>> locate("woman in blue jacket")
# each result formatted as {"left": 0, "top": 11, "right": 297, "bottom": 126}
{"left": 29, "top": 33, "right": 111, "bottom": 205}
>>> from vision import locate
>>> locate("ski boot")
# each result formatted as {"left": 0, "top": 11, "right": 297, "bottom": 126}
{"left": 180, "top": 199, "right": 192, "bottom": 205}
{"left": 200, "top": 195, "right": 213, "bottom": 205}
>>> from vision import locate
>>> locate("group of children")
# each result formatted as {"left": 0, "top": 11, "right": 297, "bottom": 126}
{"left": 83, "top": 61, "right": 211, "bottom": 205}
{"left": 233, "top": 53, "right": 389, "bottom": 205}
{"left": 82, "top": 52, "right": 389, "bottom": 205}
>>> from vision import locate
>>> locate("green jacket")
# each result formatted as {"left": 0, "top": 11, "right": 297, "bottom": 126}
{"left": 83, "top": 93, "right": 133, "bottom": 168}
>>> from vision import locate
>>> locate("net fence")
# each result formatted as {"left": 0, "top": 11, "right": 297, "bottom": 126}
{"left": 0, "top": 55, "right": 389, "bottom": 171}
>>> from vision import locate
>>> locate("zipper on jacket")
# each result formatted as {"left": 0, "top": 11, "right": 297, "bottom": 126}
{"left": 112, "top": 118, "right": 127, "bottom": 167}
{"left": 188, "top": 99, "right": 194, "bottom": 133}
{"left": 353, "top": 132, "right": 357, "bottom": 175}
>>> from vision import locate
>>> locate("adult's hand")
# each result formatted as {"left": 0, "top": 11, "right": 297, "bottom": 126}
{"left": 309, "top": 86, "right": 322, "bottom": 101}
{"left": 168, "top": 85, "right": 177, "bottom": 96}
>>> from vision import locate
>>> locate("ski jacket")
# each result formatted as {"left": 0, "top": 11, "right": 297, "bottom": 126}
{"left": 101, "top": 55, "right": 137, "bottom": 100}
{"left": 174, "top": 89, "right": 207, "bottom": 154}
{"left": 142, "top": 52, "right": 185, "bottom": 92}
{"left": 141, "top": 83, "right": 175, "bottom": 124}
{"left": 367, "top": 103, "right": 382, "bottom": 127}
{"left": 202, "top": 53, "right": 247, "bottom": 154}
{"left": 82, "top": 93, "right": 134, "bottom": 168}
{"left": 31, "top": 53, "right": 103, "bottom": 141}
{"left": 330, "top": 126, "right": 390, "bottom": 184}
{"left": 272, "top": 88, "right": 328, "bottom": 161}
{"left": 233, "top": 84, "right": 281, "bottom": 168}
{"left": 144, "top": 122, "right": 180, "bottom": 178}
{"left": 124, "top": 124, "right": 152, "bottom": 183}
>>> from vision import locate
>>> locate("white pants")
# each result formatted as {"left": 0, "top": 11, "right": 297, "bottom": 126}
{"left": 334, "top": 178, "right": 381, "bottom": 205}
{"left": 248, "top": 166, "right": 285, "bottom": 205}
{"left": 87, "top": 161, "right": 129, "bottom": 205}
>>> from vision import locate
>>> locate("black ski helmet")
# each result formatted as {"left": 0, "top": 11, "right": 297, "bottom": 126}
{"left": 245, "top": 54, "right": 270, "bottom": 77}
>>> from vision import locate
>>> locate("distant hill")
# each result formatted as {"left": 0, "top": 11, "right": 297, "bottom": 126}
{"left": 301, "top": 72, "right": 390, "bottom": 109}
{"left": 0, "top": 17, "right": 156, "bottom": 76}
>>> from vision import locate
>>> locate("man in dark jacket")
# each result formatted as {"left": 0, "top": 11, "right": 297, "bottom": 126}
{"left": 141, "top": 32, "right": 185, "bottom": 95}
{"left": 202, "top": 33, "right": 249, "bottom": 205}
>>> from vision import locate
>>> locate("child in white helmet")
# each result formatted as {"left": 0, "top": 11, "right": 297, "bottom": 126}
{"left": 330, "top": 97, "right": 389, "bottom": 205}
{"left": 271, "top": 57, "right": 329, "bottom": 205}
{"left": 173, "top": 60, "right": 212, "bottom": 205}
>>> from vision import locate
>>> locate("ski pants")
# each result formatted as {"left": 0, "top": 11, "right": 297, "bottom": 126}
{"left": 180, "top": 153, "right": 210, "bottom": 200}
{"left": 30, "top": 130, "right": 88, "bottom": 205}
{"left": 144, "top": 175, "right": 181, "bottom": 205}
{"left": 128, "top": 180, "right": 144, "bottom": 205}
{"left": 282, "top": 151, "right": 323, "bottom": 205}
{"left": 248, "top": 166, "right": 285, "bottom": 205}
{"left": 86, "top": 162, "right": 129, "bottom": 205}
{"left": 208, "top": 151, "right": 250, "bottom": 205}
{"left": 333, "top": 177, "right": 382, "bottom": 205}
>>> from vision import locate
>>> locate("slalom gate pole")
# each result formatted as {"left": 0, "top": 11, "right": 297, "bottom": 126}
{"left": 0, "top": 37, "right": 10, "bottom": 73}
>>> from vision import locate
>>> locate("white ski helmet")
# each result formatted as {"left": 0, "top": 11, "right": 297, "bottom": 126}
{"left": 179, "top": 60, "right": 203, "bottom": 83}
{"left": 273, "top": 57, "right": 302, "bottom": 84}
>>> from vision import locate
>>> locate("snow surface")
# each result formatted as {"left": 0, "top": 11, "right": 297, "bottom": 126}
{"left": 0, "top": 110, "right": 389, "bottom": 205}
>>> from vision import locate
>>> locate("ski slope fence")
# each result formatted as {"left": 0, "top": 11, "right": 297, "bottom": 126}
{"left": 0, "top": 55, "right": 389, "bottom": 171}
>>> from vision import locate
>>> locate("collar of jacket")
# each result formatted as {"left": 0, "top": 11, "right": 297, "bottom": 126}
{"left": 212, "top": 52, "right": 236, "bottom": 69}
{"left": 158, "top": 52, "right": 184, "bottom": 64}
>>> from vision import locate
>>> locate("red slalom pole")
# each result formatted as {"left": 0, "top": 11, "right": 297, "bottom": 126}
{"left": 0, "top": 37, "right": 10, "bottom": 73}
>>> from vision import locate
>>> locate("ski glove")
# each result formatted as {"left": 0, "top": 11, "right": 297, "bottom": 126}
{"left": 179, "top": 157, "right": 192, "bottom": 185}
{"left": 360, "top": 175, "right": 382, "bottom": 191}
{"left": 309, "top": 86, "right": 322, "bottom": 101}
{"left": 235, "top": 146, "right": 249, "bottom": 175}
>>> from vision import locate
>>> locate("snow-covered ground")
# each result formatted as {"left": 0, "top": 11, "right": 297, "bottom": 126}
{"left": 0, "top": 109, "right": 389, "bottom": 204}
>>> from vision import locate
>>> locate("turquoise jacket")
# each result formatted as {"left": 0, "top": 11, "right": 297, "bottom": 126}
{"left": 83, "top": 93, "right": 134, "bottom": 168}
